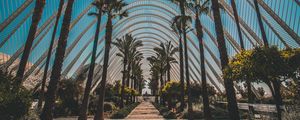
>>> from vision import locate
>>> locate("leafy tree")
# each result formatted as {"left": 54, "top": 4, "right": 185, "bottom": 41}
{"left": 281, "top": 48, "right": 300, "bottom": 101}
{"left": 0, "top": 72, "right": 31, "bottom": 120}
{"left": 224, "top": 50, "right": 255, "bottom": 118}
{"left": 225, "top": 47, "right": 298, "bottom": 120}
{"left": 252, "top": 47, "right": 289, "bottom": 119}
{"left": 161, "top": 81, "right": 181, "bottom": 110}
{"left": 54, "top": 79, "right": 82, "bottom": 117}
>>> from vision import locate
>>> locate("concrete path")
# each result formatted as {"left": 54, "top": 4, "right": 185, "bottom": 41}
{"left": 126, "top": 102, "right": 164, "bottom": 119}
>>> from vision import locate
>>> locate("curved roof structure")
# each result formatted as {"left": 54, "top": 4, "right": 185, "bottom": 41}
{"left": 0, "top": 0, "right": 299, "bottom": 92}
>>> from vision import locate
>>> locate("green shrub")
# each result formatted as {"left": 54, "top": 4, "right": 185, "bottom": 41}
{"left": 182, "top": 111, "right": 204, "bottom": 119}
{"left": 162, "top": 111, "right": 176, "bottom": 119}
{"left": 158, "top": 107, "right": 169, "bottom": 113}
{"left": 54, "top": 79, "right": 82, "bottom": 117}
{"left": 110, "top": 102, "right": 140, "bottom": 119}
{"left": 0, "top": 72, "right": 32, "bottom": 119}
{"left": 104, "top": 102, "right": 116, "bottom": 112}
{"left": 152, "top": 102, "right": 176, "bottom": 119}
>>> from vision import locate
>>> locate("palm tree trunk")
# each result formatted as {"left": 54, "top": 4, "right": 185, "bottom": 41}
{"left": 160, "top": 66, "right": 165, "bottom": 105}
{"left": 126, "top": 62, "right": 132, "bottom": 103}
{"left": 156, "top": 76, "right": 159, "bottom": 103}
{"left": 179, "top": 1, "right": 193, "bottom": 117}
{"left": 126, "top": 62, "right": 132, "bottom": 87}
{"left": 38, "top": 0, "right": 64, "bottom": 110}
{"left": 271, "top": 80, "right": 283, "bottom": 120}
{"left": 14, "top": 0, "right": 45, "bottom": 89}
{"left": 179, "top": 33, "right": 185, "bottom": 111}
{"left": 195, "top": 13, "right": 212, "bottom": 120}
{"left": 40, "top": 0, "right": 75, "bottom": 119}
{"left": 120, "top": 59, "right": 127, "bottom": 108}
{"left": 94, "top": 15, "right": 113, "bottom": 120}
{"left": 211, "top": 0, "right": 240, "bottom": 119}
{"left": 167, "top": 62, "right": 171, "bottom": 82}
{"left": 78, "top": 7, "right": 102, "bottom": 120}
{"left": 246, "top": 80, "right": 254, "bottom": 119}
{"left": 253, "top": 0, "right": 268, "bottom": 47}
{"left": 231, "top": 0, "right": 244, "bottom": 50}
{"left": 296, "top": 75, "right": 300, "bottom": 104}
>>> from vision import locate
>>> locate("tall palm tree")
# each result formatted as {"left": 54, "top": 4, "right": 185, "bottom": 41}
{"left": 154, "top": 41, "right": 178, "bottom": 82}
{"left": 113, "top": 34, "right": 142, "bottom": 108}
{"left": 253, "top": 0, "right": 268, "bottom": 47}
{"left": 130, "top": 58, "right": 143, "bottom": 102}
{"left": 40, "top": 0, "right": 75, "bottom": 119}
{"left": 131, "top": 61, "right": 143, "bottom": 94}
{"left": 230, "top": 0, "right": 245, "bottom": 49}
{"left": 94, "top": 0, "right": 128, "bottom": 119}
{"left": 78, "top": 1, "right": 104, "bottom": 120}
{"left": 127, "top": 49, "right": 143, "bottom": 89}
{"left": 147, "top": 56, "right": 161, "bottom": 103}
{"left": 169, "top": 0, "right": 193, "bottom": 115}
{"left": 37, "top": 0, "right": 64, "bottom": 110}
{"left": 173, "top": 15, "right": 193, "bottom": 115}
{"left": 171, "top": 16, "right": 185, "bottom": 111}
{"left": 211, "top": 0, "right": 240, "bottom": 119}
{"left": 14, "top": 0, "right": 46, "bottom": 89}
{"left": 192, "top": 0, "right": 212, "bottom": 119}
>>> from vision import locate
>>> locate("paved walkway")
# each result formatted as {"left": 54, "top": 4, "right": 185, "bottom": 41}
{"left": 126, "top": 102, "right": 164, "bottom": 119}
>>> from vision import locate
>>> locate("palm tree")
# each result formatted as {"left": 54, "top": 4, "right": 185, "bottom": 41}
{"left": 174, "top": 15, "right": 194, "bottom": 115}
{"left": 154, "top": 41, "right": 178, "bottom": 82}
{"left": 113, "top": 34, "right": 143, "bottom": 108}
{"left": 40, "top": 0, "right": 75, "bottom": 119}
{"left": 126, "top": 49, "right": 143, "bottom": 94}
{"left": 192, "top": 0, "right": 212, "bottom": 119}
{"left": 78, "top": 1, "right": 104, "bottom": 120}
{"left": 253, "top": 0, "right": 268, "bottom": 47}
{"left": 211, "top": 0, "right": 240, "bottom": 119}
{"left": 14, "top": 0, "right": 46, "bottom": 89}
{"left": 147, "top": 56, "right": 161, "bottom": 103}
{"left": 230, "top": 0, "right": 245, "bottom": 49}
{"left": 171, "top": 16, "right": 185, "bottom": 111}
{"left": 131, "top": 61, "right": 143, "bottom": 94}
{"left": 169, "top": 0, "right": 193, "bottom": 115}
{"left": 37, "top": 0, "right": 64, "bottom": 110}
{"left": 131, "top": 58, "right": 143, "bottom": 102}
{"left": 94, "top": 0, "right": 128, "bottom": 119}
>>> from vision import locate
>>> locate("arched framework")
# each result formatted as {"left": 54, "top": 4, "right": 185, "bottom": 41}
{"left": 0, "top": 0, "right": 299, "bottom": 94}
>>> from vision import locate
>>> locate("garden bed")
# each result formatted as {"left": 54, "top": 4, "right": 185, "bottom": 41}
{"left": 110, "top": 102, "right": 140, "bottom": 119}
